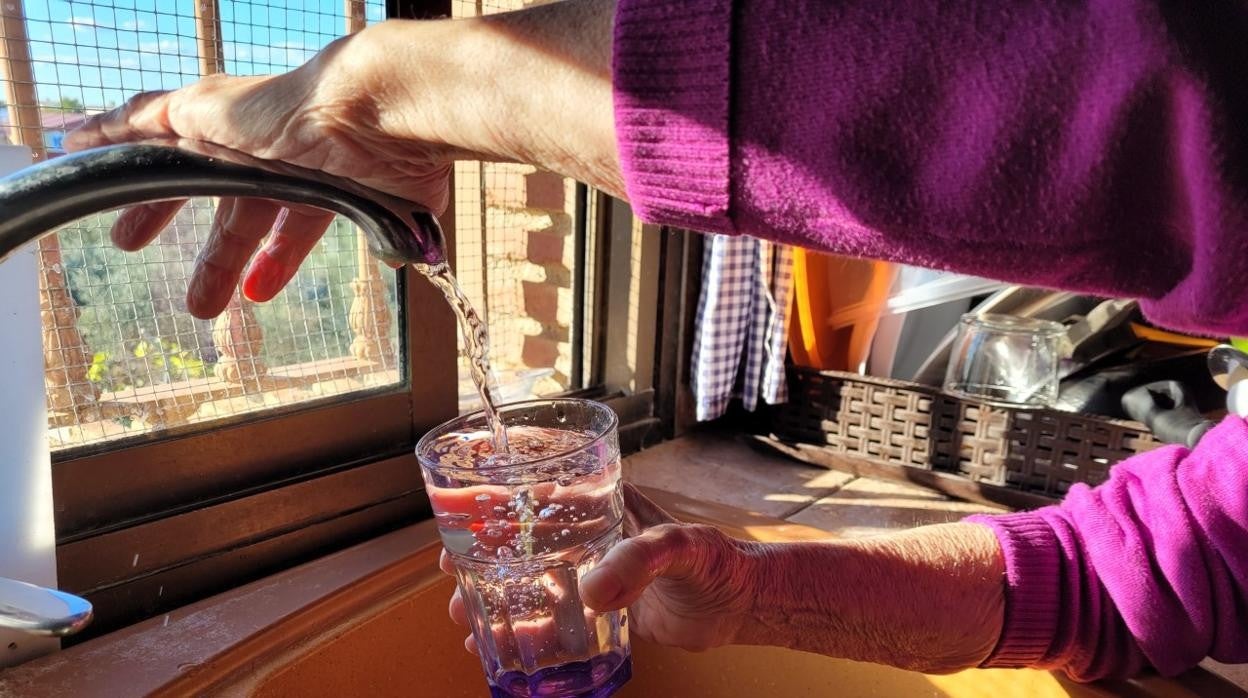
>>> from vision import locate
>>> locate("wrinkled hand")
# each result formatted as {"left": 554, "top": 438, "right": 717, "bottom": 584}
{"left": 64, "top": 25, "right": 470, "bottom": 318}
{"left": 441, "top": 483, "right": 761, "bottom": 655}
{"left": 63, "top": 2, "right": 620, "bottom": 320}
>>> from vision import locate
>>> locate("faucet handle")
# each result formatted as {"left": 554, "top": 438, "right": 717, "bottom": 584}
{"left": 0, "top": 577, "right": 93, "bottom": 637}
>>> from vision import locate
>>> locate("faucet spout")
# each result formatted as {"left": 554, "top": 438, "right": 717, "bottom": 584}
{"left": 0, "top": 577, "right": 92, "bottom": 638}
{"left": 0, "top": 140, "right": 447, "bottom": 268}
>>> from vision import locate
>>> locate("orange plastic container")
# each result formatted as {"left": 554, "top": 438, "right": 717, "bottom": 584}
{"left": 789, "top": 250, "right": 897, "bottom": 372}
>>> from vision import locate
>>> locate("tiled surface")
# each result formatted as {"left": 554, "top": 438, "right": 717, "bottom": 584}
{"left": 624, "top": 431, "right": 1001, "bottom": 536}
{"left": 622, "top": 431, "right": 854, "bottom": 519}
{"left": 786, "top": 477, "right": 1000, "bottom": 538}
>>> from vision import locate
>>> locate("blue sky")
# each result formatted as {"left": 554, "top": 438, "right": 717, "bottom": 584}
{"left": 20, "top": 0, "right": 385, "bottom": 108}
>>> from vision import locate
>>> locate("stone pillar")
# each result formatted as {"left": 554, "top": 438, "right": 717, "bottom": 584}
{"left": 212, "top": 292, "right": 266, "bottom": 384}
{"left": 343, "top": 0, "right": 394, "bottom": 368}
{"left": 348, "top": 240, "right": 395, "bottom": 366}
{"left": 37, "top": 245, "right": 97, "bottom": 411}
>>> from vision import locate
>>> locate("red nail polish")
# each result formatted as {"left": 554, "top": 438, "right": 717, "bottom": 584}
{"left": 243, "top": 257, "right": 288, "bottom": 302}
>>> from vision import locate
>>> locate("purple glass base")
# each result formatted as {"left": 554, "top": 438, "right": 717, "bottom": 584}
{"left": 488, "top": 653, "right": 632, "bottom": 698}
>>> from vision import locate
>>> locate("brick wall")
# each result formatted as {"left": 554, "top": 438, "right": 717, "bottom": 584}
{"left": 451, "top": 0, "right": 576, "bottom": 400}
{"left": 452, "top": 161, "right": 577, "bottom": 398}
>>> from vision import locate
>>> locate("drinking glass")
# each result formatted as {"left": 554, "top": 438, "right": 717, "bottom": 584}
{"left": 417, "top": 399, "right": 630, "bottom": 698}
{"left": 944, "top": 313, "right": 1065, "bottom": 407}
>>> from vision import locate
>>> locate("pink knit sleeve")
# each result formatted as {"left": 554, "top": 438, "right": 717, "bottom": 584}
{"left": 967, "top": 416, "right": 1248, "bottom": 681}
{"left": 612, "top": 0, "right": 1248, "bottom": 336}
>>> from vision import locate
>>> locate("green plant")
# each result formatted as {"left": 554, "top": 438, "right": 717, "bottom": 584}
{"left": 133, "top": 339, "right": 209, "bottom": 381}
{"left": 85, "top": 338, "right": 211, "bottom": 393}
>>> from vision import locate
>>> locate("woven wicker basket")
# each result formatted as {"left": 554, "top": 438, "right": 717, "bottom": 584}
{"left": 773, "top": 368, "right": 1160, "bottom": 500}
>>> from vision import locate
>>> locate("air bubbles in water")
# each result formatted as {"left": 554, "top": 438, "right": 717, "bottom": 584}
{"left": 538, "top": 504, "right": 564, "bottom": 519}
{"left": 474, "top": 493, "right": 491, "bottom": 503}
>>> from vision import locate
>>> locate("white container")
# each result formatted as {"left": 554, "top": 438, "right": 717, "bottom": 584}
{"left": 0, "top": 144, "right": 60, "bottom": 666}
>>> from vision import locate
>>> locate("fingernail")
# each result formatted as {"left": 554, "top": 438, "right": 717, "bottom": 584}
{"left": 111, "top": 211, "right": 146, "bottom": 250}
{"left": 243, "top": 256, "right": 288, "bottom": 302}
{"left": 582, "top": 569, "right": 622, "bottom": 609}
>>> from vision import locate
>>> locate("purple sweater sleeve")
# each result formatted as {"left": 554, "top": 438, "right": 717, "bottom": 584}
{"left": 966, "top": 416, "right": 1248, "bottom": 680}
{"left": 613, "top": 3, "right": 1248, "bottom": 677}
{"left": 612, "top": 1, "right": 1248, "bottom": 336}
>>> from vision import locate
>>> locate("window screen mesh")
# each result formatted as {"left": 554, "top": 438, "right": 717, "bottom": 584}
{"left": 452, "top": 0, "right": 583, "bottom": 412}
{"left": 0, "top": 0, "right": 398, "bottom": 452}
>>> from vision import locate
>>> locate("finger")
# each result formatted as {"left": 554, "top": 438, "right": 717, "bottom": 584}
{"left": 242, "top": 206, "right": 336, "bottom": 302}
{"left": 581, "top": 524, "right": 701, "bottom": 612}
{"left": 187, "top": 198, "right": 282, "bottom": 318}
{"left": 465, "top": 634, "right": 479, "bottom": 656}
{"left": 64, "top": 90, "right": 173, "bottom": 151}
{"left": 110, "top": 200, "right": 186, "bottom": 252}
{"left": 449, "top": 588, "right": 469, "bottom": 627}
{"left": 439, "top": 549, "right": 456, "bottom": 576}
{"left": 66, "top": 75, "right": 271, "bottom": 152}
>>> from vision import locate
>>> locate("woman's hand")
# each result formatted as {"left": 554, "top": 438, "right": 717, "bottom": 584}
{"left": 580, "top": 484, "right": 761, "bottom": 652}
{"left": 65, "top": 28, "right": 458, "bottom": 318}
{"left": 441, "top": 483, "right": 762, "bottom": 655}
{"left": 65, "top": 0, "right": 620, "bottom": 318}
{"left": 441, "top": 482, "right": 1005, "bottom": 674}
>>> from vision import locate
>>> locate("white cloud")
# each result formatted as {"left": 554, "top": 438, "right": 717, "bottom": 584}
{"left": 70, "top": 16, "right": 99, "bottom": 27}
{"left": 137, "top": 38, "right": 190, "bottom": 54}
{"left": 120, "top": 19, "right": 152, "bottom": 31}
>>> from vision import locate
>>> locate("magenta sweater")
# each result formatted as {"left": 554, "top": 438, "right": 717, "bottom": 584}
{"left": 611, "top": 0, "right": 1248, "bottom": 681}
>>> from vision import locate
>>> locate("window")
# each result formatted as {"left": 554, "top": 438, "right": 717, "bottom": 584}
{"left": 0, "top": 0, "right": 692, "bottom": 639}
{"left": 449, "top": 1, "right": 593, "bottom": 412}
{"left": 46, "top": 202, "right": 402, "bottom": 451}
{"left": 5, "top": 0, "right": 401, "bottom": 453}
{"left": 1, "top": 0, "right": 460, "bottom": 639}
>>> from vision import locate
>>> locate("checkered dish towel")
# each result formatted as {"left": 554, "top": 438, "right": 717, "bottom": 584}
{"left": 691, "top": 235, "right": 795, "bottom": 421}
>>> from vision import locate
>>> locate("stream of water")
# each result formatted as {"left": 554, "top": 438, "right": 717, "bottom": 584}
{"left": 418, "top": 262, "right": 510, "bottom": 453}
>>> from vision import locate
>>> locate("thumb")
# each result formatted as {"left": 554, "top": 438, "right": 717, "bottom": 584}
{"left": 582, "top": 523, "right": 703, "bottom": 612}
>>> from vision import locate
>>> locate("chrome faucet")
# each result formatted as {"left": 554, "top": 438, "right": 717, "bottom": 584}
{"left": 0, "top": 141, "right": 448, "bottom": 640}
{"left": 0, "top": 577, "right": 92, "bottom": 637}
{"left": 0, "top": 139, "right": 447, "bottom": 268}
